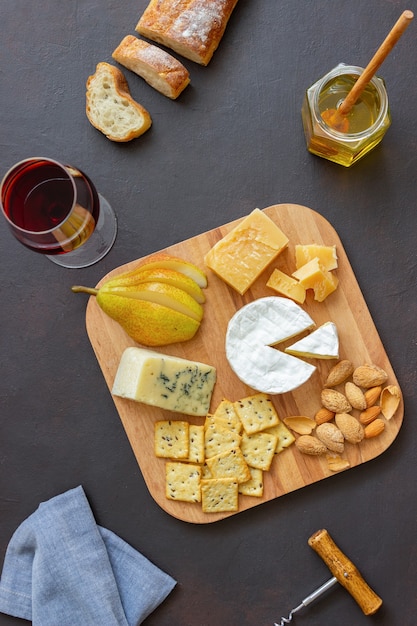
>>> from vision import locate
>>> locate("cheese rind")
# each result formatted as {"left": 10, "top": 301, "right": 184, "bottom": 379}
{"left": 285, "top": 322, "right": 339, "bottom": 359}
{"left": 225, "top": 297, "right": 316, "bottom": 394}
{"left": 205, "top": 209, "right": 289, "bottom": 295}
{"left": 112, "top": 347, "right": 216, "bottom": 416}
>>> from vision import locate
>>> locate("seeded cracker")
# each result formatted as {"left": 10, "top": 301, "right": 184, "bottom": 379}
{"left": 240, "top": 431, "right": 278, "bottom": 471}
{"left": 206, "top": 447, "right": 251, "bottom": 483}
{"left": 188, "top": 424, "right": 205, "bottom": 464}
{"left": 234, "top": 393, "right": 280, "bottom": 434}
{"left": 265, "top": 422, "right": 296, "bottom": 454}
{"left": 238, "top": 467, "right": 264, "bottom": 497}
{"left": 155, "top": 420, "right": 189, "bottom": 459}
{"left": 212, "top": 399, "right": 243, "bottom": 433}
{"left": 166, "top": 462, "right": 202, "bottom": 502}
{"left": 204, "top": 422, "right": 241, "bottom": 459}
{"left": 201, "top": 478, "right": 239, "bottom": 513}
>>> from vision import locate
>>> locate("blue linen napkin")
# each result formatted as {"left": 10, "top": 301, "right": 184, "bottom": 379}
{"left": 0, "top": 486, "right": 176, "bottom": 625}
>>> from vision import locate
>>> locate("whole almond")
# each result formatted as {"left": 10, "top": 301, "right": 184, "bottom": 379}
{"left": 364, "top": 386, "right": 382, "bottom": 408}
{"left": 321, "top": 389, "right": 352, "bottom": 413}
{"left": 324, "top": 360, "right": 354, "bottom": 387}
{"left": 316, "top": 423, "right": 345, "bottom": 454}
{"left": 353, "top": 364, "right": 388, "bottom": 388}
{"left": 345, "top": 382, "right": 367, "bottom": 411}
{"left": 364, "top": 418, "right": 385, "bottom": 438}
{"left": 359, "top": 405, "right": 381, "bottom": 425}
{"left": 295, "top": 435, "right": 327, "bottom": 456}
{"left": 335, "top": 413, "right": 364, "bottom": 444}
{"left": 315, "top": 407, "right": 335, "bottom": 425}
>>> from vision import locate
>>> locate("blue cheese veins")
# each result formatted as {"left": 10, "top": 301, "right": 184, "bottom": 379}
{"left": 112, "top": 347, "right": 216, "bottom": 416}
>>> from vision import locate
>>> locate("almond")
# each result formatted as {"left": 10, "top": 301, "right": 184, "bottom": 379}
{"left": 335, "top": 413, "right": 364, "bottom": 444}
{"left": 324, "top": 359, "right": 354, "bottom": 387}
{"left": 359, "top": 405, "right": 381, "bottom": 425}
{"left": 353, "top": 364, "right": 388, "bottom": 388}
{"left": 295, "top": 435, "right": 327, "bottom": 456}
{"left": 345, "top": 381, "right": 367, "bottom": 411}
{"left": 321, "top": 389, "right": 352, "bottom": 413}
{"left": 364, "top": 386, "right": 382, "bottom": 408}
{"left": 315, "top": 407, "right": 335, "bottom": 425}
{"left": 364, "top": 418, "right": 385, "bottom": 438}
{"left": 380, "top": 385, "right": 401, "bottom": 420}
{"left": 316, "top": 423, "right": 345, "bottom": 454}
{"left": 284, "top": 416, "right": 316, "bottom": 435}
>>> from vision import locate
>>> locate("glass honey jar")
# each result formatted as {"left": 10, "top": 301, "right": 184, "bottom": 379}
{"left": 301, "top": 64, "right": 391, "bottom": 167}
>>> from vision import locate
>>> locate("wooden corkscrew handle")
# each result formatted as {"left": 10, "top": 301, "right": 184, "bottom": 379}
{"left": 308, "top": 529, "right": 383, "bottom": 615}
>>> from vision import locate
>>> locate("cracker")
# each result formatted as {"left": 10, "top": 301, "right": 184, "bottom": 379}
{"left": 238, "top": 467, "right": 264, "bottom": 497}
{"left": 212, "top": 399, "right": 243, "bottom": 433}
{"left": 240, "top": 431, "right": 278, "bottom": 471}
{"left": 265, "top": 422, "right": 296, "bottom": 454}
{"left": 188, "top": 424, "right": 205, "bottom": 464}
{"left": 204, "top": 422, "right": 241, "bottom": 459}
{"left": 206, "top": 447, "right": 251, "bottom": 484}
{"left": 154, "top": 420, "right": 189, "bottom": 459}
{"left": 165, "top": 462, "right": 201, "bottom": 502}
{"left": 201, "top": 477, "right": 239, "bottom": 513}
{"left": 234, "top": 393, "right": 280, "bottom": 434}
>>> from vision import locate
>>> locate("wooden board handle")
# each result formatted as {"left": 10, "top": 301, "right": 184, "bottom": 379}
{"left": 308, "top": 529, "right": 383, "bottom": 615}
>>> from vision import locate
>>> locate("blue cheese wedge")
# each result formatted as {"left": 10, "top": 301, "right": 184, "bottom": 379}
{"left": 225, "top": 297, "right": 316, "bottom": 394}
{"left": 285, "top": 322, "right": 339, "bottom": 359}
{"left": 112, "top": 347, "right": 216, "bottom": 416}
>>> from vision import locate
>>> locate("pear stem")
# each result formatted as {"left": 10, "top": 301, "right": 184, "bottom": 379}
{"left": 71, "top": 285, "right": 99, "bottom": 296}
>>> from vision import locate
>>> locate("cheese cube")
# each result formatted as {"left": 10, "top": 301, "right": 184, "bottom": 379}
{"left": 266, "top": 268, "right": 306, "bottom": 304}
{"left": 112, "top": 347, "right": 216, "bottom": 416}
{"left": 204, "top": 209, "right": 289, "bottom": 295}
{"left": 292, "top": 257, "right": 338, "bottom": 302}
{"left": 295, "top": 244, "right": 338, "bottom": 271}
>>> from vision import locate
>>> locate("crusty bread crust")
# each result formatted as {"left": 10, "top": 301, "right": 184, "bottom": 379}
{"left": 86, "top": 62, "right": 152, "bottom": 142}
{"left": 112, "top": 35, "right": 190, "bottom": 99}
{"left": 136, "top": 0, "right": 239, "bottom": 66}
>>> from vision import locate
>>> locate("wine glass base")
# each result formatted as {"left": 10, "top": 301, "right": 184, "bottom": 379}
{"left": 46, "top": 194, "right": 117, "bottom": 268}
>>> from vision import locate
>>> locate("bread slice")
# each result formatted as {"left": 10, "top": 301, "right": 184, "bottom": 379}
{"left": 112, "top": 35, "right": 190, "bottom": 99}
{"left": 136, "top": 0, "right": 239, "bottom": 66}
{"left": 86, "top": 62, "right": 152, "bottom": 142}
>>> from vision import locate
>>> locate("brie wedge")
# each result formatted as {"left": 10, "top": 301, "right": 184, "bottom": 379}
{"left": 285, "top": 322, "right": 339, "bottom": 359}
{"left": 225, "top": 297, "right": 316, "bottom": 394}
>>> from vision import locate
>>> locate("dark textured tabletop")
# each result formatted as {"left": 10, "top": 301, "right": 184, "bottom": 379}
{"left": 1, "top": 2, "right": 417, "bottom": 625}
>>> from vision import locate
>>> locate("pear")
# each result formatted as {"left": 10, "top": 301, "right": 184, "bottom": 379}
{"left": 104, "top": 266, "right": 205, "bottom": 303}
{"left": 133, "top": 253, "right": 208, "bottom": 288}
{"left": 72, "top": 284, "right": 200, "bottom": 346}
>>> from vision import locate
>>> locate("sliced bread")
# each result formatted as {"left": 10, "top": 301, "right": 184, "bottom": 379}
{"left": 112, "top": 35, "right": 190, "bottom": 99}
{"left": 86, "top": 62, "right": 152, "bottom": 142}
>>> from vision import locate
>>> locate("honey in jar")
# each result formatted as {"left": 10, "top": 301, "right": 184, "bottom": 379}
{"left": 302, "top": 64, "right": 391, "bottom": 167}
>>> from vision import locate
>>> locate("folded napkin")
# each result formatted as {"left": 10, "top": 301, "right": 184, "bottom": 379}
{"left": 0, "top": 486, "right": 176, "bottom": 625}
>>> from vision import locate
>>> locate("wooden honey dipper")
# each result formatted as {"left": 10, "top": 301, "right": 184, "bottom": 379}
{"left": 275, "top": 529, "right": 382, "bottom": 625}
{"left": 322, "top": 10, "right": 414, "bottom": 132}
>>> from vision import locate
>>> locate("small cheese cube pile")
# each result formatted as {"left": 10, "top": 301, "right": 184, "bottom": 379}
{"left": 267, "top": 244, "right": 339, "bottom": 303}
{"left": 154, "top": 394, "right": 295, "bottom": 513}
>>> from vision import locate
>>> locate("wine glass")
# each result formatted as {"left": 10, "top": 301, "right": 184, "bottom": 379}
{"left": 0, "top": 157, "right": 117, "bottom": 268}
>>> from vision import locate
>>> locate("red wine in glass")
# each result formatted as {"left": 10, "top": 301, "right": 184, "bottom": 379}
{"left": 1, "top": 157, "right": 117, "bottom": 268}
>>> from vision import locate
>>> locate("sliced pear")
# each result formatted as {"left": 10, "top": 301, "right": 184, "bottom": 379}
{"left": 96, "top": 294, "right": 200, "bottom": 346}
{"left": 105, "top": 266, "right": 205, "bottom": 303}
{"left": 101, "top": 281, "right": 204, "bottom": 322}
{"left": 135, "top": 253, "right": 208, "bottom": 288}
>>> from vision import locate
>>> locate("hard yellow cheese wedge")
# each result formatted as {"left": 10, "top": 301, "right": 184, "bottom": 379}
{"left": 292, "top": 257, "right": 338, "bottom": 302}
{"left": 205, "top": 209, "right": 289, "bottom": 295}
{"left": 266, "top": 268, "right": 306, "bottom": 304}
{"left": 295, "top": 244, "right": 338, "bottom": 271}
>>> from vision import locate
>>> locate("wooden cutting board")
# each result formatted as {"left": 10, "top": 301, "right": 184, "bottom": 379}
{"left": 85, "top": 204, "right": 403, "bottom": 523}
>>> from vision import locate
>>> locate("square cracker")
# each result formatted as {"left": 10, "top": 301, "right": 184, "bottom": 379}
{"left": 234, "top": 393, "right": 280, "bottom": 434}
{"left": 188, "top": 424, "right": 205, "bottom": 464}
{"left": 238, "top": 467, "right": 264, "bottom": 498}
{"left": 240, "top": 431, "right": 278, "bottom": 471}
{"left": 206, "top": 447, "right": 251, "bottom": 484}
{"left": 201, "top": 477, "right": 239, "bottom": 513}
{"left": 212, "top": 399, "right": 243, "bottom": 433}
{"left": 265, "top": 422, "right": 295, "bottom": 454}
{"left": 204, "top": 422, "right": 241, "bottom": 459}
{"left": 165, "top": 462, "right": 202, "bottom": 502}
{"left": 155, "top": 420, "right": 189, "bottom": 459}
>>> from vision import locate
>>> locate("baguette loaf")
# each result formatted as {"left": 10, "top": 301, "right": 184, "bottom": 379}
{"left": 86, "top": 62, "right": 152, "bottom": 142}
{"left": 112, "top": 35, "right": 190, "bottom": 99}
{"left": 136, "top": 0, "right": 239, "bottom": 66}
